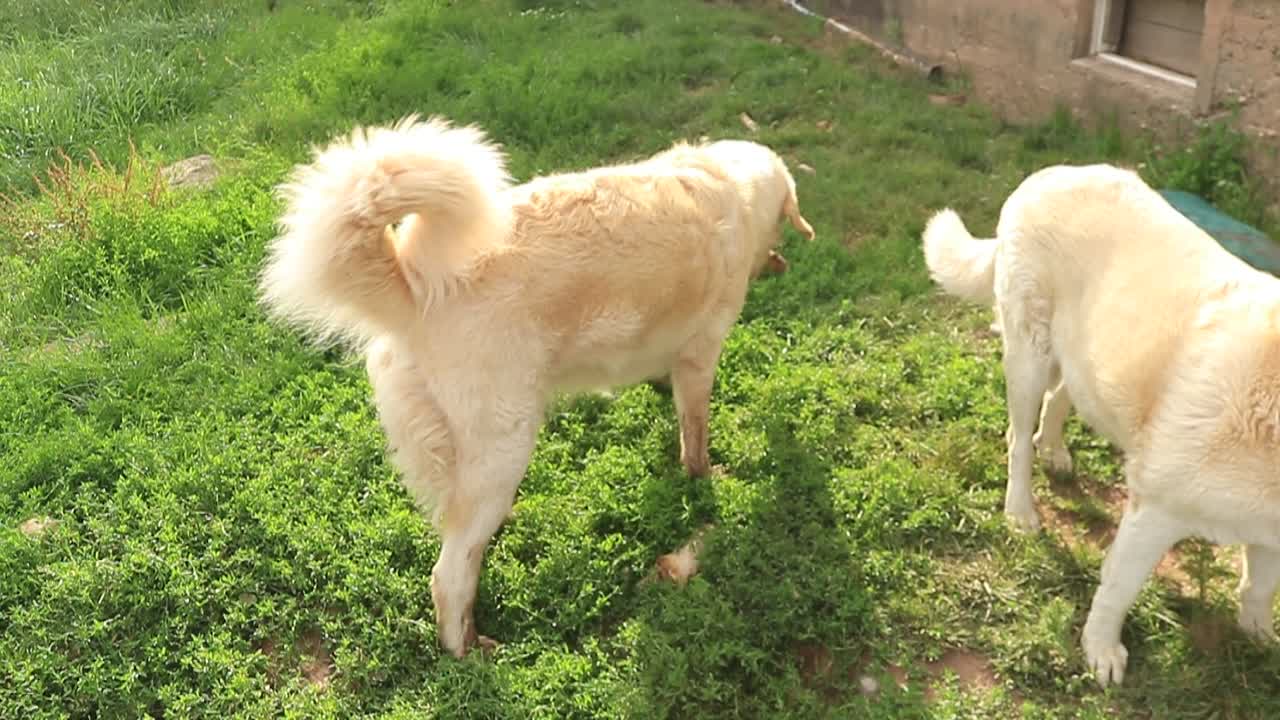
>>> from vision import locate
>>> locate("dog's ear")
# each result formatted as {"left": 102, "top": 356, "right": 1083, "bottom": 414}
{"left": 783, "top": 193, "right": 815, "bottom": 241}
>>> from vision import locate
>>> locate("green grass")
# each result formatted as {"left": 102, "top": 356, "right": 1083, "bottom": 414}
{"left": 2, "top": 1, "right": 1278, "bottom": 718}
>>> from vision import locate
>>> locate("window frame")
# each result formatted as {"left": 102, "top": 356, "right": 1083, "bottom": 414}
{"left": 1083, "top": 0, "right": 1229, "bottom": 113}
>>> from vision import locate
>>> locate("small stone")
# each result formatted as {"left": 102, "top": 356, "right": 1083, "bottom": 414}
{"left": 161, "top": 155, "right": 219, "bottom": 190}
{"left": 859, "top": 674, "right": 880, "bottom": 696}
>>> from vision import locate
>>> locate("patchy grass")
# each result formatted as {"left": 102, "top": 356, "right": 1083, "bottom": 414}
{"left": 2, "top": 1, "right": 1278, "bottom": 718}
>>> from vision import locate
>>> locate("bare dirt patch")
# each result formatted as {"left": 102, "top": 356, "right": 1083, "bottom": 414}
{"left": 252, "top": 630, "right": 334, "bottom": 690}
{"left": 795, "top": 641, "right": 835, "bottom": 686}
{"left": 1041, "top": 477, "right": 1123, "bottom": 550}
{"left": 1042, "top": 474, "right": 1239, "bottom": 597}
{"left": 920, "top": 648, "right": 1000, "bottom": 700}
{"left": 297, "top": 629, "right": 334, "bottom": 689}
{"left": 1188, "top": 615, "right": 1233, "bottom": 654}
{"left": 847, "top": 647, "right": 1008, "bottom": 705}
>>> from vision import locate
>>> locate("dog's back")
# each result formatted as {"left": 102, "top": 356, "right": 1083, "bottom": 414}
{"left": 481, "top": 164, "right": 742, "bottom": 391}
{"left": 995, "top": 165, "right": 1272, "bottom": 451}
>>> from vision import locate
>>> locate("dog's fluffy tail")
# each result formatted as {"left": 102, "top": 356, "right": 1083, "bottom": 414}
{"left": 921, "top": 208, "right": 997, "bottom": 304}
{"left": 259, "top": 115, "right": 510, "bottom": 345}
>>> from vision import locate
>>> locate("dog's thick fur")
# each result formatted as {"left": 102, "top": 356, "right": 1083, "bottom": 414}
{"left": 259, "top": 116, "right": 814, "bottom": 657}
{"left": 923, "top": 163, "right": 1280, "bottom": 687}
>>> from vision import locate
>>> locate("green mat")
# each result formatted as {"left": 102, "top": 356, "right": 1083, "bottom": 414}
{"left": 1159, "top": 189, "right": 1280, "bottom": 275}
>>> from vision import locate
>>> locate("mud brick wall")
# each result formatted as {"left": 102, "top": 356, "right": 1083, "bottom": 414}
{"left": 1214, "top": 0, "right": 1280, "bottom": 140}
{"left": 810, "top": 0, "right": 1279, "bottom": 190}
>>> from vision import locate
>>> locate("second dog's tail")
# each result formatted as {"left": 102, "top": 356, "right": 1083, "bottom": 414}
{"left": 921, "top": 208, "right": 997, "bottom": 304}
{"left": 259, "top": 115, "right": 510, "bottom": 345}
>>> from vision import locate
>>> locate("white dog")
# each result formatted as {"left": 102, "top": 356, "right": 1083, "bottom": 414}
{"left": 258, "top": 116, "right": 814, "bottom": 658}
{"left": 923, "top": 163, "right": 1280, "bottom": 687}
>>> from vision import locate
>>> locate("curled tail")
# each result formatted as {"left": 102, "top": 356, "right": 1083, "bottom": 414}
{"left": 921, "top": 208, "right": 997, "bottom": 304}
{"left": 259, "top": 115, "right": 510, "bottom": 345}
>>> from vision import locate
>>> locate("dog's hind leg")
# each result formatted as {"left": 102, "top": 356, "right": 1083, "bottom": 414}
{"left": 1033, "top": 371, "right": 1074, "bottom": 480}
{"left": 367, "top": 339, "right": 456, "bottom": 516}
{"left": 431, "top": 414, "right": 537, "bottom": 658}
{"left": 1082, "top": 493, "right": 1186, "bottom": 687}
{"left": 367, "top": 340, "right": 535, "bottom": 658}
{"left": 1000, "top": 314, "right": 1054, "bottom": 533}
{"left": 1238, "top": 544, "right": 1280, "bottom": 641}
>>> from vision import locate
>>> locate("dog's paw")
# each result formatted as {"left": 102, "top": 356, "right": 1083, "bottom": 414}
{"left": 1238, "top": 607, "right": 1279, "bottom": 643}
{"left": 1082, "top": 633, "right": 1128, "bottom": 688}
{"left": 1006, "top": 511, "right": 1041, "bottom": 534}
{"left": 1034, "top": 435, "right": 1074, "bottom": 480}
{"left": 475, "top": 635, "right": 502, "bottom": 657}
{"left": 1243, "top": 622, "right": 1279, "bottom": 644}
{"left": 1003, "top": 500, "right": 1041, "bottom": 534}
{"left": 1040, "top": 446, "right": 1075, "bottom": 480}
{"left": 681, "top": 452, "right": 712, "bottom": 478}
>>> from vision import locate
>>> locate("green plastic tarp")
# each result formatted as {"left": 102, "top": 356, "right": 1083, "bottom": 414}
{"left": 1158, "top": 189, "right": 1280, "bottom": 275}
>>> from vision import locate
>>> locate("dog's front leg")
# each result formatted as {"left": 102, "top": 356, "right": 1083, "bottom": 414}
{"left": 1239, "top": 544, "right": 1280, "bottom": 642}
{"left": 671, "top": 343, "right": 720, "bottom": 478}
{"left": 1082, "top": 498, "right": 1184, "bottom": 687}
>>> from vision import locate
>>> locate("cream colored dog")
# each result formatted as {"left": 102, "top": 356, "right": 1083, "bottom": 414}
{"left": 923, "top": 163, "right": 1280, "bottom": 687}
{"left": 258, "top": 116, "right": 814, "bottom": 658}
